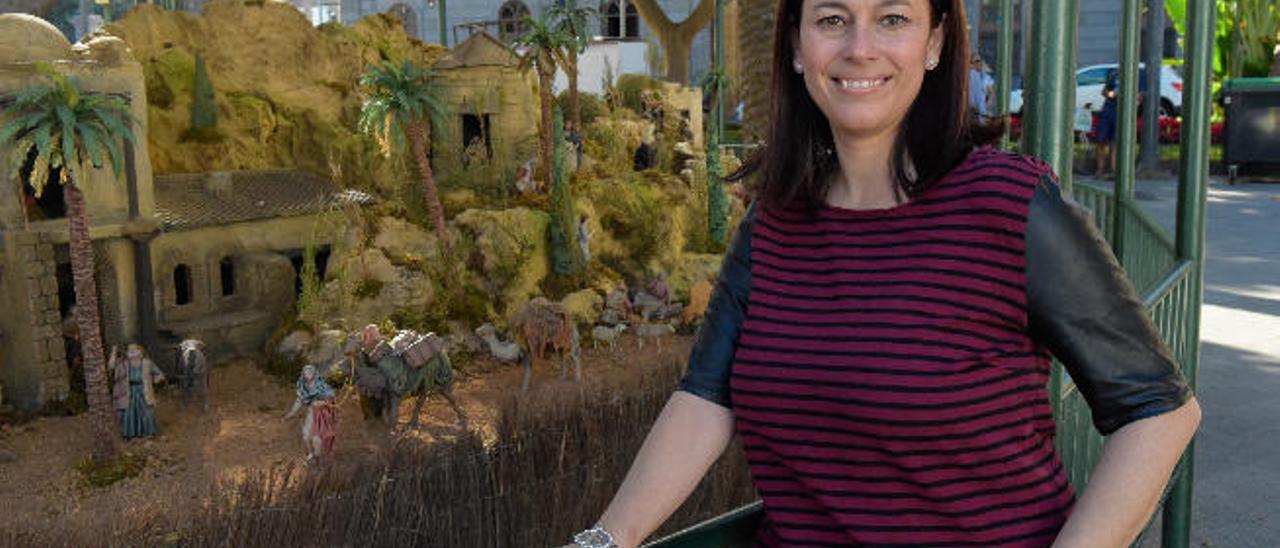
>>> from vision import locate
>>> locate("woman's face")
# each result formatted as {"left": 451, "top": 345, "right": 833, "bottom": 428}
{"left": 794, "top": 0, "right": 944, "bottom": 138}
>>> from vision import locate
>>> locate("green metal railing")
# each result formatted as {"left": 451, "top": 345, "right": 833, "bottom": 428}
{"left": 652, "top": 0, "right": 1213, "bottom": 546}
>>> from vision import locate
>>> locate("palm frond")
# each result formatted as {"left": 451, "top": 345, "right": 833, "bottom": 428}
{"left": 0, "top": 64, "right": 134, "bottom": 192}
{"left": 356, "top": 59, "right": 447, "bottom": 156}
{"left": 77, "top": 122, "right": 107, "bottom": 171}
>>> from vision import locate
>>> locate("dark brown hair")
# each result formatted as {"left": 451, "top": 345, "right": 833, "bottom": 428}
{"left": 732, "top": 0, "right": 1003, "bottom": 212}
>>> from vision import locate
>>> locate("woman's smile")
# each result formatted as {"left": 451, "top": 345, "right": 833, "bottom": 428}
{"left": 831, "top": 75, "right": 893, "bottom": 93}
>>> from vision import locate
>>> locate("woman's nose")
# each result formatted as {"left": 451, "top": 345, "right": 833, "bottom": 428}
{"left": 841, "top": 24, "right": 876, "bottom": 60}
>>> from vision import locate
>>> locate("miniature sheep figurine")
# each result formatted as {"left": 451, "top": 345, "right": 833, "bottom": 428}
{"left": 475, "top": 323, "right": 523, "bottom": 364}
{"left": 591, "top": 324, "right": 627, "bottom": 351}
{"left": 635, "top": 322, "right": 675, "bottom": 351}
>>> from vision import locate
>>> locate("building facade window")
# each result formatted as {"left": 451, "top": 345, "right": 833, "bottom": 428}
{"left": 220, "top": 257, "right": 236, "bottom": 297}
{"left": 461, "top": 113, "right": 494, "bottom": 166}
{"left": 600, "top": 0, "right": 639, "bottom": 40}
{"left": 388, "top": 3, "right": 417, "bottom": 38}
{"left": 498, "top": 0, "right": 531, "bottom": 41}
{"left": 174, "top": 264, "right": 192, "bottom": 306}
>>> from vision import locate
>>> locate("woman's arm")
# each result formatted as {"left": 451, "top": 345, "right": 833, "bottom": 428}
{"left": 1052, "top": 398, "right": 1200, "bottom": 547}
{"left": 595, "top": 391, "right": 735, "bottom": 548}
{"left": 1024, "top": 174, "right": 1201, "bottom": 546}
{"left": 587, "top": 204, "right": 758, "bottom": 547}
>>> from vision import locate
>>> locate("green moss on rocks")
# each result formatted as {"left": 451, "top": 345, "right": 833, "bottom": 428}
{"left": 453, "top": 207, "right": 551, "bottom": 317}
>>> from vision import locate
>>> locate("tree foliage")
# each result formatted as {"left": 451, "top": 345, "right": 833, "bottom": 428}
{"left": 702, "top": 68, "right": 729, "bottom": 246}
{"left": 1166, "top": 0, "right": 1280, "bottom": 79}
{"left": 357, "top": 60, "right": 446, "bottom": 158}
{"left": 2, "top": 64, "right": 135, "bottom": 196}
{"left": 548, "top": 105, "right": 579, "bottom": 275}
{"left": 191, "top": 52, "right": 218, "bottom": 132}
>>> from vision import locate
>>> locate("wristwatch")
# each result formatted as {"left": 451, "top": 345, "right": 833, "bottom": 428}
{"left": 572, "top": 525, "right": 618, "bottom": 548}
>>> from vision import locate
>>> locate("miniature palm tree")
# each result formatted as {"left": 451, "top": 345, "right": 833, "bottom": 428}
{"left": 548, "top": 0, "right": 597, "bottom": 133}
{"left": 514, "top": 11, "right": 572, "bottom": 192}
{"left": 1, "top": 64, "right": 136, "bottom": 466}
{"left": 357, "top": 60, "right": 450, "bottom": 253}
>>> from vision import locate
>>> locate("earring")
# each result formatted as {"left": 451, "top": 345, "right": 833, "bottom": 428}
{"left": 793, "top": 61, "right": 804, "bottom": 74}
{"left": 926, "top": 58, "right": 939, "bottom": 70}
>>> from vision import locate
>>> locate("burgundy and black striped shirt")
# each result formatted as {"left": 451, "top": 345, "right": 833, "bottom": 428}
{"left": 730, "top": 148, "right": 1074, "bottom": 546}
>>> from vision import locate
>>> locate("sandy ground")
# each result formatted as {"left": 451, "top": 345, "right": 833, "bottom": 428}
{"left": 0, "top": 333, "right": 693, "bottom": 545}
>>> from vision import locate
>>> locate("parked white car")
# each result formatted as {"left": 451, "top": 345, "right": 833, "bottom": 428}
{"left": 1010, "top": 63, "right": 1183, "bottom": 117}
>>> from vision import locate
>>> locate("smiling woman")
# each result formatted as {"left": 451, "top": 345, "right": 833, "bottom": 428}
{"left": 567, "top": 1, "right": 1200, "bottom": 547}
{"left": 745, "top": 0, "right": 1002, "bottom": 214}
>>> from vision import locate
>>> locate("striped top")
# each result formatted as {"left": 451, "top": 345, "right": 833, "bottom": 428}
{"left": 730, "top": 148, "right": 1074, "bottom": 547}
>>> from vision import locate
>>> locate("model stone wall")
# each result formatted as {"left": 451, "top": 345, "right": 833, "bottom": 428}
{"left": 0, "top": 232, "right": 68, "bottom": 406}
{"left": 150, "top": 213, "right": 346, "bottom": 363}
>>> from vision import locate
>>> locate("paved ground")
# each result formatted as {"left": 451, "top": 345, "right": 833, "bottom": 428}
{"left": 1079, "top": 174, "right": 1280, "bottom": 548}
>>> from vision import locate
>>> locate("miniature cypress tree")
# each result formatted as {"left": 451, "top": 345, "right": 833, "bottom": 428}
{"left": 187, "top": 51, "right": 219, "bottom": 141}
{"left": 704, "top": 69, "right": 729, "bottom": 246}
{"left": 548, "top": 105, "right": 579, "bottom": 275}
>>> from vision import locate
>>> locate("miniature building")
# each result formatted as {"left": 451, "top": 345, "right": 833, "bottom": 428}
{"left": 431, "top": 31, "right": 539, "bottom": 183}
{"left": 0, "top": 14, "right": 369, "bottom": 410}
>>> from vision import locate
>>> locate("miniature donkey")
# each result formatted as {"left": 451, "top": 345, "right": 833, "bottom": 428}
{"left": 174, "top": 339, "right": 210, "bottom": 412}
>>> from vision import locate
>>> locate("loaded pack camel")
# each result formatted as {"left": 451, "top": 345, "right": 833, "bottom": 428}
{"left": 508, "top": 297, "right": 581, "bottom": 391}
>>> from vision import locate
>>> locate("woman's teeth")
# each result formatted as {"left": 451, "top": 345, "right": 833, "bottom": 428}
{"left": 839, "top": 77, "right": 887, "bottom": 90}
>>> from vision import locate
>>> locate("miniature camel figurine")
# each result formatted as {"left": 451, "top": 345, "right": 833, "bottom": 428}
{"left": 509, "top": 297, "right": 582, "bottom": 391}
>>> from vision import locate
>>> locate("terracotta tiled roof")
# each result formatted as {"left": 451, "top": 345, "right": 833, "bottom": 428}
{"left": 153, "top": 170, "right": 373, "bottom": 231}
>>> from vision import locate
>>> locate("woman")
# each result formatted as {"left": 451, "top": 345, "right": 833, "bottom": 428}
{"left": 286, "top": 364, "right": 338, "bottom": 463}
{"left": 569, "top": 1, "right": 1199, "bottom": 547}
{"left": 111, "top": 343, "right": 166, "bottom": 439}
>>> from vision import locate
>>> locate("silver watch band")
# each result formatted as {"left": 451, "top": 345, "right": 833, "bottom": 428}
{"left": 572, "top": 525, "right": 619, "bottom": 548}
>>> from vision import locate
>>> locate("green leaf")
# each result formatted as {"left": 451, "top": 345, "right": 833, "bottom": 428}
{"left": 78, "top": 123, "right": 106, "bottom": 170}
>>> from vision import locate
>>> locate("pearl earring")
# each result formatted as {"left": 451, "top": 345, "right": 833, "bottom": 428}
{"left": 793, "top": 61, "right": 804, "bottom": 74}
{"left": 926, "top": 58, "right": 939, "bottom": 70}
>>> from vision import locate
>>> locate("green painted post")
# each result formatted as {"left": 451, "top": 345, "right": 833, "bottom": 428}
{"left": 438, "top": 0, "right": 448, "bottom": 48}
{"left": 1020, "top": 0, "right": 1078, "bottom": 193}
{"left": 714, "top": 0, "right": 725, "bottom": 144}
{"left": 1021, "top": 0, "right": 1078, "bottom": 412}
{"left": 994, "top": 0, "right": 1013, "bottom": 150}
{"left": 1164, "top": 0, "right": 1214, "bottom": 546}
{"left": 1111, "top": 0, "right": 1142, "bottom": 261}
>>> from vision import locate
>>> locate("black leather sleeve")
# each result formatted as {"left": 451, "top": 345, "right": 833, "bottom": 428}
{"left": 1026, "top": 176, "right": 1193, "bottom": 435}
{"left": 676, "top": 202, "right": 757, "bottom": 408}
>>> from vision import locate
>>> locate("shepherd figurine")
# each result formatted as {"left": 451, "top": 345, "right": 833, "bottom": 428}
{"left": 285, "top": 364, "right": 338, "bottom": 464}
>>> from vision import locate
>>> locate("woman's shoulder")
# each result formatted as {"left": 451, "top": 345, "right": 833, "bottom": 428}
{"left": 951, "top": 146, "right": 1059, "bottom": 189}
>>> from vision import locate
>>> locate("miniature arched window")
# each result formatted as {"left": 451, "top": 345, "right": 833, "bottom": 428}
{"left": 498, "top": 0, "right": 531, "bottom": 41}
{"left": 174, "top": 264, "right": 192, "bottom": 306}
{"left": 220, "top": 257, "right": 236, "bottom": 297}
{"left": 600, "top": 0, "right": 639, "bottom": 40}
{"left": 388, "top": 3, "right": 418, "bottom": 38}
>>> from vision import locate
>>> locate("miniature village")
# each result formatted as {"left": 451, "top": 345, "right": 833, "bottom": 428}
{"left": 0, "top": 1, "right": 756, "bottom": 544}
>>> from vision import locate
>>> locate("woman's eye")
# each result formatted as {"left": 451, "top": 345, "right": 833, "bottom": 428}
{"left": 816, "top": 15, "right": 846, "bottom": 28}
{"left": 881, "top": 14, "right": 909, "bottom": 28}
